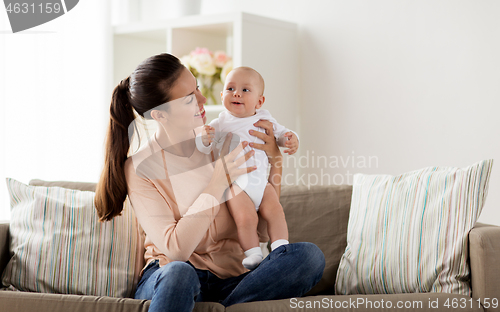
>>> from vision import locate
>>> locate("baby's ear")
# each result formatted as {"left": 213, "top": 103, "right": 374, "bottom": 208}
{"left": 256, "top": 95, "right": 265, "bottom": 109}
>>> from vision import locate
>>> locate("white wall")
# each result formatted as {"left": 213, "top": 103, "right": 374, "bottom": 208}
{"left": 0, "top": 0, "right": 111, "bottom": 220}
{"left": 1, "top": 0, "right": 499, "bottom": 226}
{"left": 200, "top": 0, "right": 500, "bottom": 225}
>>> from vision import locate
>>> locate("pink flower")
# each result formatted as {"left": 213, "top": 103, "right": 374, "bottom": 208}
{"left": 213, "top": 50, "right": 229, "bottom": 68}
{"left": 191, "top": 47, "right": 211, "bottom": 56}
{"left": 190, "top": 48, "right": 216, "bottom": 76}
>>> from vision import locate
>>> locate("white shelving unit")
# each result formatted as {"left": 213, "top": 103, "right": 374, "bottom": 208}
{"left": 114, "top": 12, "right": 300, "bottom": 181}
{"left": 112, "top": 12, "right": 299, "bottom": 132}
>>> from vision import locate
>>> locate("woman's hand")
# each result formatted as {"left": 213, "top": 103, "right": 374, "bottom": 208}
{"left": 248, "top": 120, "right": 283, "bottom": 166}
{"left": 248, "top": 120, "right": 283, "bottom": 197}
{"left": 205, "top": 133, "right": 257, "bottom": 199}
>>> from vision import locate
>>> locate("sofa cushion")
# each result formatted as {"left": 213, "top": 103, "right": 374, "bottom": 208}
{"left": 335, "top": 160, "right": 493, "bottom": 296}
{"left": 2, "top": 178, "right": 142, "bottom": 298}
{"left": 280, "top": 184, "right": 352, "bottom": 295}
{"left": 225, "top": 293, "right": 483, "bottom": 312}
{"left": 0, "top": 290, "right": 226, "bottom": 312}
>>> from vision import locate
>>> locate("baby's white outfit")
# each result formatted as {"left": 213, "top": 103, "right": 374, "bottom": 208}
{"left": 195, "top": 109, "right": 298, "bottom": 210}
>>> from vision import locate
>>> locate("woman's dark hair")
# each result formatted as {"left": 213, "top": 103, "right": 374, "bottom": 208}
{"left": 95, "top": 53, "right": 184, "bottom": 221}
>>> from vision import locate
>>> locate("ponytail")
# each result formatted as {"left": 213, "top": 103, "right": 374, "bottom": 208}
{"left": 95, "top": 77, "right": 135, "bottom": 221}
{"left": 94, "top": 53, "right": 185, "bottom": 221}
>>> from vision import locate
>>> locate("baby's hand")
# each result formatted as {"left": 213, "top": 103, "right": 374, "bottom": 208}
{"left": 202, "top": 125, "right": 215, "bottom": 147}
{"left": 283, "top": 132, "right": 298, "bottom": 155}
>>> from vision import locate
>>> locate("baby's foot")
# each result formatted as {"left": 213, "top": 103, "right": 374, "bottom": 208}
{"left": 242, "top": 254, "right": 263, "bottom": 270}
{"left": 271, "top": 239, "right": 289, "bottom": 251}
{"left": 242, "top": 246, "right": 263, "bottom": 270}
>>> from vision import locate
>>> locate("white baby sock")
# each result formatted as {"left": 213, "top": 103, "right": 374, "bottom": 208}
{"left": 242, "top": 247, "right": 263, "bottom": 270}
{"left": 271, "top": 239, "right": 289, "bottom": 251}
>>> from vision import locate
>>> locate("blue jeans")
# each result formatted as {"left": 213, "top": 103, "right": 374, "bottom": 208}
{"left": 134, "top": 242, "right": 325, "bottom": 312}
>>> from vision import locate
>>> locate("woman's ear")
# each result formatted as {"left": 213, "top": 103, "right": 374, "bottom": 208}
{"left": 150, "top": 109, "right": 166, "bottom": 122}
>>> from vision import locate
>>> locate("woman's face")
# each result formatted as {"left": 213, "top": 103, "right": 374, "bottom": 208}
{"left": 161, "top": 67, "right": 207, "bottom": 129}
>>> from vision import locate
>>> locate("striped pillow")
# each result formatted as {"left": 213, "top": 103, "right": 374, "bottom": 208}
{"left": 2, "top": 178, "right": 140, "bottom": 298}
{"left": 335, "top": 160, "right": 493, "bottom": 295}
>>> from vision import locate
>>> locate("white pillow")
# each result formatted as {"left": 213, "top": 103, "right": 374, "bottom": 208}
{"left": 2, "top": 178, "right": 141, "bottom": 298}
{"left": 335, "top": 160, "right": 493, "bottom": 295}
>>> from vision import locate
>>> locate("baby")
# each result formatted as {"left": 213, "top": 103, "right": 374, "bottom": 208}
{"left": 195, "top": 67, "right": 299, "bottom": 269}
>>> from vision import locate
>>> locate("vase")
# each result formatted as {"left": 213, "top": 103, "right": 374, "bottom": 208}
{"left": 198, "top": 75, "right": 219, "bottom": 105}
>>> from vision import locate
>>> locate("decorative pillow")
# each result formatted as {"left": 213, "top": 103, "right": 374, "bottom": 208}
{"left": 2, "top": 178, "right": 141, "bottom": 298}
{"left": 29, "top": 179, "right": 97, "bottom": 192}
{"left": 335, "top": 160, "right": 493, "bottom": 296}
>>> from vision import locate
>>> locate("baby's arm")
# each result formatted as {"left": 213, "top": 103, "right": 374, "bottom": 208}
{"left": 195, "top": 120, "right": 219, "bottom": 154}
{"left": 202, "top": 125, "right": 216, "bottom": 146}
{"left": 282, "top": 132, "right": 299, "bottom": 155}
{"left": 268, "top": 116, "right": 300, "bottom": 155}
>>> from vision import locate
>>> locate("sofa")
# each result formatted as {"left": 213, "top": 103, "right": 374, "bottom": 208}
{"left": 0, "top": 181, "right": 499, "bottom": 312}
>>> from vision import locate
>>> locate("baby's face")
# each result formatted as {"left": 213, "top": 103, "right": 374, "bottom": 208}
{"left": 221, "top": 69, "right": 264, "bottom": 118}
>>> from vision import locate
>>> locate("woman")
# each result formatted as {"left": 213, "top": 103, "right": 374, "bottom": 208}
{"left": 94, "top": 53, "right": 324, "bottom": 312}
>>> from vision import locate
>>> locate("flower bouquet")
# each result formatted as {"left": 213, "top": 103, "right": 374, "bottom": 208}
{"left": 180, "top": 48, "right": 233, "bottom": 105}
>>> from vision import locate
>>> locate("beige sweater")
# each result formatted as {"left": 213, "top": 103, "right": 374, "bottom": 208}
{"left": 124, "top": 136, "right": 267, "bottom": 279}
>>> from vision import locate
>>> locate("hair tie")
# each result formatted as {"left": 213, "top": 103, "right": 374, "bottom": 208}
{"left": 120, "top": 76, "right": 130, "bottom": 90}
{"left": 118, "top": 77, "right": 132, "bottom": 109}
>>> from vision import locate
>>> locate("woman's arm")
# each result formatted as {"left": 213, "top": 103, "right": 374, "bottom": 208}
{"left": 249, "top": 120, "right": 284, "bottom": 198}
{"left": 126, "top": 136, "right": 256, "bottom": 262}
{"left": 205, "top": 135, "right": 257, "bottom": 200}
{"left": 127, "top": 183, "right": 219, "bottom": 262}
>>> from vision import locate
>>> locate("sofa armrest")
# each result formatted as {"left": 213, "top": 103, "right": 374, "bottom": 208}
{"left": 469, "top": 222, "right": 500, "bottom": 311}
{"left": 0, "top": 222, "right": 11, "bottom": 277}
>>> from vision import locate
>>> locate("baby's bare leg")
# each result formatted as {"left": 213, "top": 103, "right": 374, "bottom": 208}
{"left": 226, "top": 184, "right": 263, "bottom": 269}
{"left": 259, "top": 183, "right": 289, "bottom": 249}
{"left": 226, "top": 184, "right": 260, "bottom": 251}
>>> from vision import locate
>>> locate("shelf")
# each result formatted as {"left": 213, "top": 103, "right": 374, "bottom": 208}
{"left": 114, "top": 29, "right": 167, "bottom": 43}
{"left": 113, "top": 11, "right": 299, "bottom": 135}
{"left": 113, "top": 12, "right": 296, "bottom": 34}
{"left": 113, "top": 11, "right": 299, "bottom": 178}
